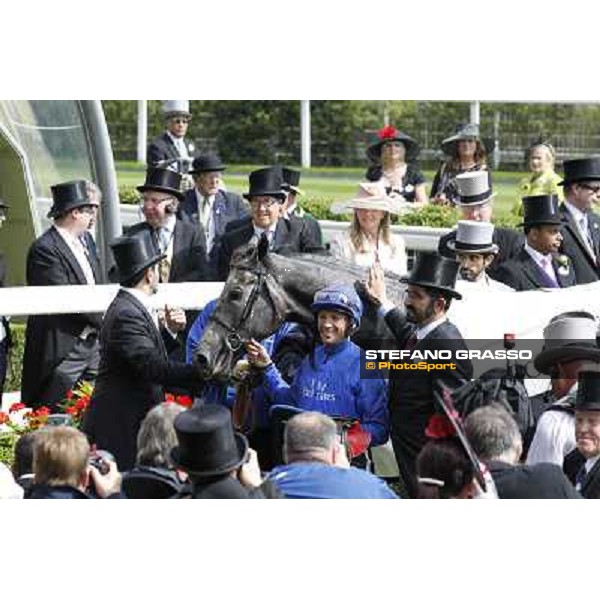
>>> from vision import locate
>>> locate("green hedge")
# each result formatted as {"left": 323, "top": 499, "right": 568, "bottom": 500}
{"left": 6, "top": 323, "right": 25, "bottom": 393}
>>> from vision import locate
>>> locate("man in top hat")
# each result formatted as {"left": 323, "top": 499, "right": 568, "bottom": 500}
{"left": 180, "top": 153, "right": 249, "bottom": 275}
{"left": 127, "top": 167, "right": 208, "bottom": 284}
{"left": 450, "top": 221, "right": 515, "bottom": 293}
{"left": 366, "top": 252, "right": 473, "bottom": 497}
{"left": 215, "top": 166, "right": 325, "bottom": 280}
{"left": 557, "top": 157, "right": 600, "bottom": 284}
{"left": 438, "top": 171, "right": 523, "bottom": 278}
{"left": 171, "top": 404, "right": 269, "bottom": 499}
{"left": 527, "top": 311, "right": 600, "bottom": 467}
{"left": 281, "top": 166, "right": 323, "bottom": 248}
{"left": 82, "top": 229, "right": 205, "bottom": 470}
{"left": 562, "top": 368, "right": 600, "bottom": 498}
{"left": 0, "top": 197, "right": 12, "bottom": 404}
{"left": 21, "top": 180, "right": 103, "bottom": 409}
{"left": 147, "top": 100, "right": 195, "bottom": 175}
{"left": 494, "top": 195, "right": 576, "bottom": 291}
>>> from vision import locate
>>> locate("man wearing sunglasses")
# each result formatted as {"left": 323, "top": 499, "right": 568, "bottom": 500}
{"left": 558, "top": 157, "right": 600, "bottom": 284}
{"left": 147, "top": 100, "right": 195, "bottom": 175}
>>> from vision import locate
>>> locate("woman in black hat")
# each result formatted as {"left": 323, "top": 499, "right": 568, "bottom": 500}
{"left": 365, "top": 125, "right": 427, "bottom": 205}
{"left": 431, "top": 123, "right": 490, "bottom": 205}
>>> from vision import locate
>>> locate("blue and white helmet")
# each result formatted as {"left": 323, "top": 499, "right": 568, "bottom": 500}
{"left": 310, "top": 283, "right": 363, "bottom": 327}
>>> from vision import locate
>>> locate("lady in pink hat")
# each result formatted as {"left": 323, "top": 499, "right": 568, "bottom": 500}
{"left": 329, "top": 182, "right": 408, "bottom": 275}
{"left": 365, "top": 125, "right": 427, "bottom": 206}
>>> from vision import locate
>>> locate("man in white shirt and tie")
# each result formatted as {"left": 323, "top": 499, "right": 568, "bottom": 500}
{"left": 21, "top": 180, "right": 103, "bottom": 410}
{"left": 147, "top": 100, "right": 195, "bottom": 176}
{"left": 557, "top": 157, "right": 600, "bottom": 284}
{"left": 180, "top": 153, "right": 249, "bottom": 276}
{"left": 494, "top": 194, "right": 576, "bottom": 291}
{"left": 563, "top": 368, "right": 600, "bottom": 498}
{"left": 216, "top": 166, "right": 324, "bottom": 280}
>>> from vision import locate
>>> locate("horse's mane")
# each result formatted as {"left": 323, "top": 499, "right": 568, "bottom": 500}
{"left": 269, "top": 251, "right": 404, "bottom": 283}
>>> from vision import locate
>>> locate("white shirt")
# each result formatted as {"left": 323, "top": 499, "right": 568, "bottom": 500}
{"left": 54, "top": 225, "right": 96, "bottom": 285}
{"left": 195, "top": 189, "right": 216, "bottom": 251}
{"left": 166, "top": 131, "right": 190, "bottom": 159}
{"left": 564, "top": 200, "right": 594, "bottom": 255}
{"left": 154, "top": 215, "right": 176, "bottom": 263}
{"left": 415, "top": 315, "right": 448, "bottom": 341}
{"left": 526, "top": 383, "right": 577, "bottom": 466}
{"left": 329, "top": 229, "right": 408, "bottom": 276}
{"left": 253, "top": 224, "right": 278, "bottom": 248}
{"left": 524, "top": 242, "right": 558, "bottom": 285}
{"left": 456, "top": 272, "right": 515, "bottom": 293}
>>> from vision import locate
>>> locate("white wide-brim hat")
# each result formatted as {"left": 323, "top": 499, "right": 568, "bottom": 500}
{"left": 330, "top": 182, "right": 414, "bottom": 216}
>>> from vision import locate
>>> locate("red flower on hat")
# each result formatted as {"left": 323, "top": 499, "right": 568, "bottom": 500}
{"left": 9, "top": 402, "right": 26, "bottom": 413}
{"left": 378, "top": 125, "right": 399, "bottom": 140}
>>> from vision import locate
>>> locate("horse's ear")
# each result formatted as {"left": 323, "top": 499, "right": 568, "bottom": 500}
{"left": 257, "top": 233, "right": 270, "bottom": 260}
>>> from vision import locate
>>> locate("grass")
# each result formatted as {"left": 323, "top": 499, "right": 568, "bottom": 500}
{"left": 116, "top": 161, "right": 525, "bottom": 222}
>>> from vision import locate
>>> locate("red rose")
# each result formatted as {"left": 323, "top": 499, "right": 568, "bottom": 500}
{"left": 175, "top": 395, "right": 193, "bottom": 408}
{"left": 378, "top": 125, "right": 398, "bottom": 140}
{"left": 425, "top": 413, "right": 455, "bottom": 439}
{"left": 9, "top": 402, "right": 26, "bottom": 413}
{"left": 165, "top": 394, "right": 175, "bottom": 403}
{"left": 66, "top": 389, "right": 73, "bottom": 400}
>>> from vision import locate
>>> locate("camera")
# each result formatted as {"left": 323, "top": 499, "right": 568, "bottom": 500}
{"left": 89, "top": 449, "right": 115, "bottom": 476}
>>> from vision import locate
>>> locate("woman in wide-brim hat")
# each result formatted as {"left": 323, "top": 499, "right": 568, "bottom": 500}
{"left": 431, "top": 123, "right": 491, "bottom": 205}
{"left": 329, "top": 182, "right": 408, "bottom": 275}
{"left": 365, "top": 125, "right": 427, "bottom": 206}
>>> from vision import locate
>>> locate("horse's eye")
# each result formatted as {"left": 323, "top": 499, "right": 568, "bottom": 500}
{"left": 229, "top": 288, "right": 243, "bottom": 301}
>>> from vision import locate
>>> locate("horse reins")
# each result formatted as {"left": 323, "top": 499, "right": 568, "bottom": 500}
{"left": 211, "top": 264, "right": 286, "bottom": 354}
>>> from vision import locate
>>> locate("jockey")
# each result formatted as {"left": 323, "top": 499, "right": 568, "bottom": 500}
{"left": 245, "top": 283, "right": 389, "bottom": 447}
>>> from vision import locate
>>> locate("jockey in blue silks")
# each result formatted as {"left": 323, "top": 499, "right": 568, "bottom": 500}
{"left": 245, "top": 283, "right": 389, "bottom": 447}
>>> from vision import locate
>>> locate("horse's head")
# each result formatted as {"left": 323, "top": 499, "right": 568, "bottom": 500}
{"left": 195, "top": 235, "right": 312, "bottom": 381}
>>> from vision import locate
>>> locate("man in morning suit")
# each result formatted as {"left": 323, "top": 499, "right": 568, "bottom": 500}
{"left": 366, "top": 252, "right": 473, "bottom": 497}
{"left": 465, "top": 404, "right": 580, "bottom": 499}
{"left": 180, "top": 153, "right": 249, "bottom": 277}
{"left": 215, "top": 166, "right": 325, "bottom": 281}
{"left": 147, "top": 100, "right": 195, "bottom": 175}
{"left": 556, "top": 157, "right": 600, "bottom": 284}
{"left": 438, "top": 171, "right": 523, "bottom": 278}
{"left": 21, "top": 181, "right": 103, "bottom": 410}
{"left": 494, "top": 194, "right": 576, "bottom": 291}
{"left": 563, "top": 368, "right": 600, "bottom": 498}
{"left": 82, "top": 229, "right": 205, "bottom": 470}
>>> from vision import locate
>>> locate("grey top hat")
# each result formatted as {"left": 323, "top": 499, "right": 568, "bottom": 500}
{"left": 534, "top": 314, "right": 600, "bottom": 375}
{"left": 447, "top": 221, "right": 498, "bottom": 254}
{"left": 453, "top": 171, "right": 495, "bottom": 207}
{"left": 163, "top": 100, "right": 191, "bottom": 119}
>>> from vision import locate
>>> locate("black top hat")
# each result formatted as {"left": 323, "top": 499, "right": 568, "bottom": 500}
{"left": 136, "top": 168, "right": 184, "bottom": 201}
{"left": 243, "top": 166, "right": 286, "bottom": 201}
{"left": 401, "top": 252, "right": 462, "bottom": 300}
{"left": 189, "top": 153, "right": 226, "bottom": 175}
{"left": 47, "top": 180, "right": 91, "bottom": 218}
{"left": 366, "top": 126, "right": 420, "bottom": 163}
{"left": 281, "top": 167, "right": 305, "bottom": 196}
{"left": 110, "top": 229, "right": 165, "bottom": 285}
{"left": 575, "top": 369, "right": 600, "bottom": 411}
{"left": 519, "top": 194, "right": 561, "bottom": 227}
{"left": 559, "top": 157, "right": 600, "bottom": 186}
{"left": 171, "top": 405, "right": 249, "bottom": 478}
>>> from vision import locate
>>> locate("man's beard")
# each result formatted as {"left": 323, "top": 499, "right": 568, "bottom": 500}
{"left": 459, "top": 267, "right": 480, "bottom": 282}
{"left": 406, "top": 300, "right": 435, "bottom": 324}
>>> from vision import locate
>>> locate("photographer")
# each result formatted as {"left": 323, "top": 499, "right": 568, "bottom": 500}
{"left": 171, "top": 404, "right": 281, "bottom": 499}
{"left": 28, "top": 426, "right": 124, "bottom": 499}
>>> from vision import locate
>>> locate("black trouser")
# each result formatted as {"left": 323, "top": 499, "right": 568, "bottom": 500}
{"left": 38, "top": 336, "right": 100, "bottom": 411}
